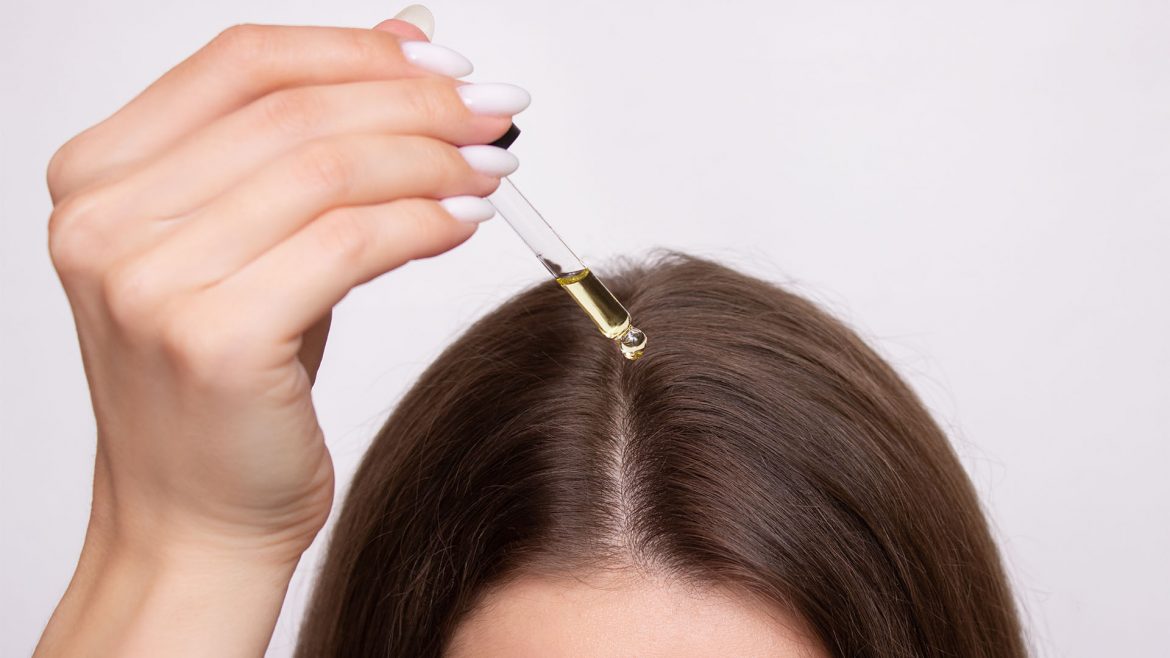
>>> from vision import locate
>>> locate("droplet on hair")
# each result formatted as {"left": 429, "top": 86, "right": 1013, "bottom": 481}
{"left": 617, "top": 326, "right": 647, "bottom": 361}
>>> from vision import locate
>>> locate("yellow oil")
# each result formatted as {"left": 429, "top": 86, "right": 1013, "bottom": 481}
{"left": 556, "top": 269, "right": 628, "bottom": 338}
{"left": 556, "top": 268, "right": 648, "bottom": 360}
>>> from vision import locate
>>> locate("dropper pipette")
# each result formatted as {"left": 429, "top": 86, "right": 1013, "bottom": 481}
{"left": 484, "top": 124, "right": 647, "bottom": 360}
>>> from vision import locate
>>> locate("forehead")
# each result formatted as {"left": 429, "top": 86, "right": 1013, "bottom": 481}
{"left": 445, "top": 570, "right": 827, "bottom": 658}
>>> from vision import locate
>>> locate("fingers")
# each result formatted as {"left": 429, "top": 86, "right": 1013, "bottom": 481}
{"left": 198, "top": 198, "right": 478, "bottom": 341}
{"left": 117, "top": 133, "right": 510, "bottom": 297}
{"left": 372, "top": 17, "right": 430, "bottom": 42}
{"left": 47, "top": 24, "right": 469, "bottom": 200}
{"left": 112, "top": 77, "right": 523, "bottom": 221}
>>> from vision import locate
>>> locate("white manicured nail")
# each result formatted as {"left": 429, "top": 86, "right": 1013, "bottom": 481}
{"left": 456, "top": 83, "right": 531, "bottom": 116}
{"left": 440, "top": 196, "right": 495, "bottom": 223}
{"left": 393, "top": 4, "right": 435, "bottom": 39}
{"left": 400, "top": 41, "right": 473, "bottom": 77}
{"left": 459, "top": 145, "right": 519, "bottom": 176}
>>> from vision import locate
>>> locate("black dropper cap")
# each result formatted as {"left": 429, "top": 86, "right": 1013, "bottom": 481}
{"left": 489, "top": 122, "right": 521, "bottom": 150}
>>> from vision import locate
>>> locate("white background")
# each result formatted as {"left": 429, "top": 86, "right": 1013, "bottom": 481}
{"left": 3, "top": 1, "right": 1168, "bottom": 656}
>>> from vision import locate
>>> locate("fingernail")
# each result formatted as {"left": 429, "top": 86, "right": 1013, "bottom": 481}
{"left": 393, "top": 4, "right": 435, "bottom": 39}
{"left": 400, "top": 41, "right": 473, "bottom": 77}
{"left": 440, "top": 196, "right": 496, "bottom": 223}
{"left": 458, "top": 145, "right": 519, "bottom": 176}
{"left": 456, "top": 83, "right": 531, "bottom": 116}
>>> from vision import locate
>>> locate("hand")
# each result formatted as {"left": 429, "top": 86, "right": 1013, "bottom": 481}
{"left": 44, "top": 18, "right": 525, "bottom": 568}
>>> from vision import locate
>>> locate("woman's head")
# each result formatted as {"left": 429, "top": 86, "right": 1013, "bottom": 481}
{"left": 297, "top": 251, "right": 1027, "bottom": 657}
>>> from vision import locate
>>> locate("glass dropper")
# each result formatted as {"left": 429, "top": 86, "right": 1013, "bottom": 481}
{"left": 484, "top": 125, "right": 647, "bottom": 360}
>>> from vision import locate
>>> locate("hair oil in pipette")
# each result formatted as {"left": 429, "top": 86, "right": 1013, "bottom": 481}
{"left": 555, "top": 268, "right": 648, "bottom": 360}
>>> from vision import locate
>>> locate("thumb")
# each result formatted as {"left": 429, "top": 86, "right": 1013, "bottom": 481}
{"left": 373, "top": 4, "right": 435, "bottom": 41}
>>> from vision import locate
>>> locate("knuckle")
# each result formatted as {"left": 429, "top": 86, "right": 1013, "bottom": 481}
{"left": 260, "top": 87, "right": 327, "bottom": 138}
{"left": 47, "top": 191, "right": 107, "bottom": 278}
{"left": 101, "top": 258, "right": 165, "bottom": 330}
{"left": 46, "top": 130, "right": 103, "bottom": 203}
{"left": 46, "top": 140, "right": 78, "bottom": 199}
{"left": 314, "top": 208, "right": 371, "bottom": 264}
{"left": 209, "top": 23, "right": 273, "bottom": 62}
{"left": 291, "top": 140, "right": 355, "bottom": 194}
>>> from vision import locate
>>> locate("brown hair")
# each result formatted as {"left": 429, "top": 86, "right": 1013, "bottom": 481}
{"left": 296, "top": 251, "right": 1027, "bottom": 657}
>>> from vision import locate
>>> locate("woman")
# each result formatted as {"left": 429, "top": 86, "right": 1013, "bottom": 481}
{"left": 35, "top": 6, "right": 1027, "bottom": 657}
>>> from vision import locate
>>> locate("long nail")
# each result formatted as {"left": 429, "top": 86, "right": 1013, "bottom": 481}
{"left": 459, "top": 145, "right": 519, "bottom": 176}
{"left": 393, "top": 4, "right": 435, "bottom": 39}
{"left": 440, "top": 196, "right": 495, "bottom": 223}
{"left": 400, "top": 41, "right": 473, "bottom": 77}
{"left": 457, "top": 83, "right": 531, "bottom": 116}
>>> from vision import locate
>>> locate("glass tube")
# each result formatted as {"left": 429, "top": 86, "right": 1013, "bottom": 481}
{"left": 487, "top": 177, "right": 583, "bottom": 278}
{"left": 487, "top": 177, "right": 648, "bottom": 360}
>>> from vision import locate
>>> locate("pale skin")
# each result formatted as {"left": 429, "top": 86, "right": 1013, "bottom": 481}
{"left": 35, "top": 10, "right": 825, "bottom": 657}
{"left": 449, "top": 570, "right": 829, "bottom": 658}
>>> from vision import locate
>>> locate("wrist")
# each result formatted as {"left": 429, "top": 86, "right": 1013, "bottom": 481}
{"left": 87, "top": 445, "right": 322, "bottom": 570}
{"left": 37, "top": 521, "right": 300, "bottom": 657}
{"left": 35, "top": 461, "right": 305, "bottom": 658}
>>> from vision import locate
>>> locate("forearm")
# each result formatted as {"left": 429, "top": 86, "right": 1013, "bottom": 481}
{"left": 35, "top": 464, "right": 301, "bottom": 657}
